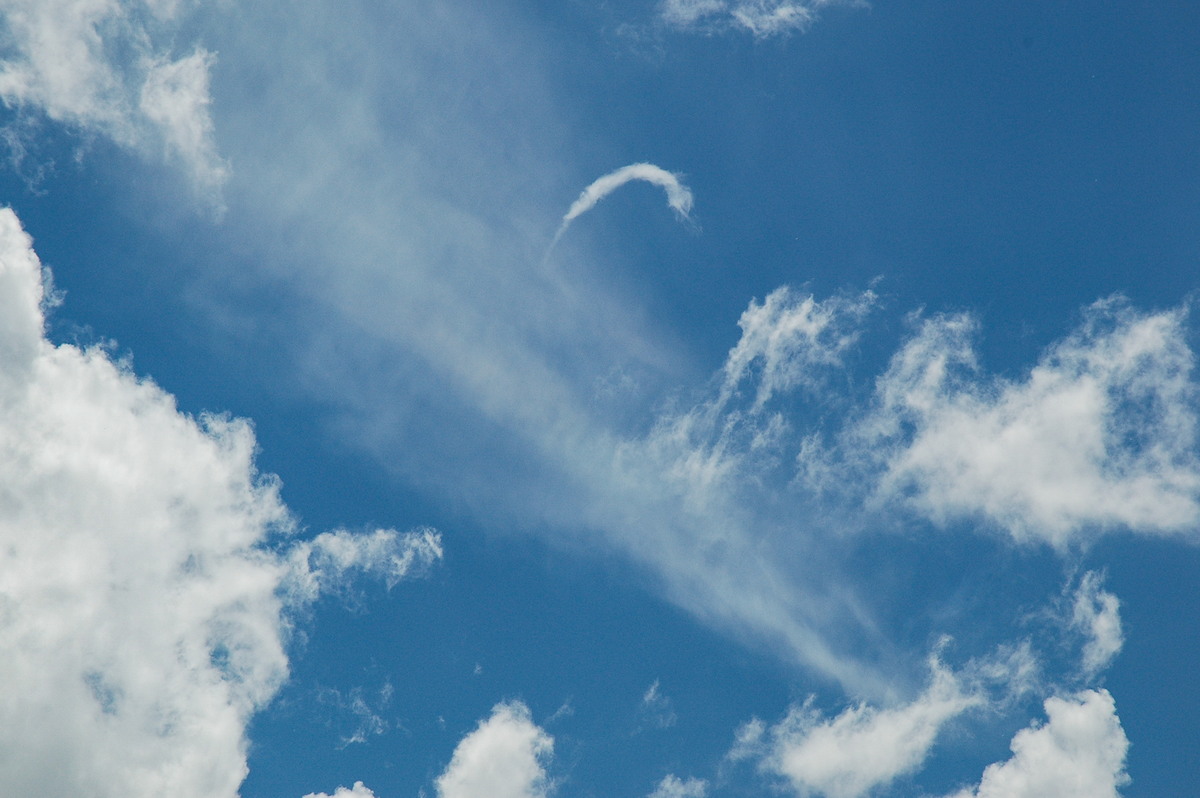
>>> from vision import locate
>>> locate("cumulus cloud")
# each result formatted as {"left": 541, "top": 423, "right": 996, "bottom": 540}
{"left": 436, "top": 701, "right": 555, "bottom": 798}
{"left": 649, "top": 774, "right": 708, "bottom": 798}
{"left": 1071, "top": 572, "right": 1123, "bottom": 678}
{"left": 303, "top": 783, "right": 380, "bottom": 798}
{"left": 733, "top": 659, "right": 980, "bottom": 798}
{"left": 659, "top": 0, "right": 854, "bottom": 37}
{"left": 554, "top": 162, "right": 693, "bottom": 246}
{"left": 946, "top": 690, "right": 1129, "bottom": 798}
{"left": 847, "top": 298, "right": 1200, "bottom": 547}
{"left": 0, "top": 0, "right": 229, "bottom": 196}
{"left": 0, "top": 207, "right": 438, "bottom": 796}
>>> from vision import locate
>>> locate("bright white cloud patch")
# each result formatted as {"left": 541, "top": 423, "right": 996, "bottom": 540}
{"left": 436, "top": 701, "right": 554, "bottom": 798}
{"left": 555, "top": 162, "right": 693, "bottom": 245}
{"left": 947, "top": 690, "right": 1130, "bottom": 798}
{"left": 286, "top": 526, "right": 443, "bottom": 603}
{"left": 1071, "top": 572, "right": 1123, "bottom": 678}
{"left": 852, "top": 298, "right": 1200, "bottom": 547}
{"left": 722, "top": 286, "right": 876, "bottom": 411}
{"left": 659, "top": 0, "right": 852, "bottom": 37}
{"left": 735, "top": 660, "right": 979, "bottom": 798}
{"left": 0, "top": 207, "right": 439, "bottom": 796}
{"left": 303, "top": 783, "right": 380, "bottom": 798}
{"left": 0, "top": 0, "right": 228, "bottom": 195}
{"left": 649, "top": 774, "right": 708, "bottom": 798}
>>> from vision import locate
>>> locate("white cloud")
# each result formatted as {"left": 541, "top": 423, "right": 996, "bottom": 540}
{"left": 285, "top": 526, "right": 443, "bottom": 603}
{"left": 554, "top": 162, "right": 693, "bottom": 247}
{"left": 195, "top": 1, "right": 877, "bottom": 702}
{"left": 436, "top": 701, "right": 554, "bottom": 798}
{"left": 736, "top": 659, "right": 980, "bottom": 798}
{"left": 721, "top": 286, "right": 876, "bottom": 411}
{"left": 1071, "top": 572, "right": 1123, "bottom": 678}
{"left": 659, "top": 0, "right": 854, "bottom": 37}
{"left": 649, "top": 774, "right": 708, "bottom": 798}
{"left": 0, "top": 206, "right": 438, "bottom": 796}
{"left": 317, "top": 681, "right": 396, "bottom": 748}
{"left": 947, "top": 690, "right": 1129, "bottom": 798}
{"left": 303, "top": 782, "right": 380, "bottom": 798}
{"left": 138, "top": 48, "right": 229, "bottom": 194}
{"left": 0, "top": 0, "right": 229, "bottom": 196}
{"left": 640, "top": 679, "right": 678, "bottom": 729}
{"left": 852, "top": 298, "right": 1200, "bottom": 547}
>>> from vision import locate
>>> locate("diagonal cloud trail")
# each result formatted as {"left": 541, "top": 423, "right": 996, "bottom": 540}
{"left": 549, "top": 162, "right": 694, "bottom": 254}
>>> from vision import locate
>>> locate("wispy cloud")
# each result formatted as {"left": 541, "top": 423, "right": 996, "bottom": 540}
{"left": 658, "top": 0, "right": 857, "bottom": 38}
{"left": 1071, "top": 572, "right": 1123, "bottom": 679}
{"left": 436, "top": 701, "right": 555, "bottom": 798}
{"left": 721, "top": 286, "right": 876, "bottom": 411}
{"left": 286, "top": 526, "right": 443, "bottom": 602}
{"left": 0, "top": 0, "right": 229, "bottom": 199}
{"left": 945, "top": 690, "right": 1129, "bottom": 798}
{"left": 0, "top": 207, "right": 437, "bottom": 796}
{"left": 639, "top": 679, "right": 679, "bottom": 730}
{"left": 553, "top": 162, "right": 693, "bottom": 248}
{"left": 206, "top": 1, "right": 890, "bottom": 697}
{"left": 649, "top": 774, "right": 709, "bottom": 798}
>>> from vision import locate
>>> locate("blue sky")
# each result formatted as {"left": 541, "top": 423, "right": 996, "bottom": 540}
{"left": 0, "top": 1, "right": 1198, "bottom": 796}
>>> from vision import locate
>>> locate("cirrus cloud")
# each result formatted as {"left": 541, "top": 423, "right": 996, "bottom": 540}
{"left": 0, "top": 0, "right": 229, "bottom": 197}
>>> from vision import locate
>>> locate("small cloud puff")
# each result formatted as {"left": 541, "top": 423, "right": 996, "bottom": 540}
{"left": 945, "top": 690, "right": 1129, "bottom": 798}
{"left": 303, "top": 782, "right": 380, "bottom": 798}
{"left": 639, "top": 679, "right": 679, "bottom": 730}
{"left": 649, "top": 774, "right": 708, "bottom": 798}
{"left": 436, "top": 701, "right": 554, "bottom": 798}
{"left": 1071, "top": 571, "right": 1123, "bottom": 679}
{"left": 732, "top": 658, "right": 980, "bottom": 798}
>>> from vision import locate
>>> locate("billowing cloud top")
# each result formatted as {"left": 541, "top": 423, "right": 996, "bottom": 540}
{"left": 435, "top": 701, "right": 554, "bottom": 798}
{"left": 0, "top": 207, "right": 439, "bottom": 796}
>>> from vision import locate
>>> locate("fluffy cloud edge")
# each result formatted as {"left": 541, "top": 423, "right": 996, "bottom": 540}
{"left": 731, "top": 657, "right": 980, "bottom": 798}
{"left": 0, "top": 205, "right": 438, "bottom": 796}
{"left": 945, "top": 690, "right": 1129, "bottom": 798}
{"left": 435, "top": 701, "right": 555, "bottom": 798}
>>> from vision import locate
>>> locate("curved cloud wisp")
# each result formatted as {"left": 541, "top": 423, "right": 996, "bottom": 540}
{"left": 553, "top": 162, "right": 693, "bottom": 248}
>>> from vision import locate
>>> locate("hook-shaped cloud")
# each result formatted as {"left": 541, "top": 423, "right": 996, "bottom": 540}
{"left": 555, "top": 162, "right": 693, "bottom": 244}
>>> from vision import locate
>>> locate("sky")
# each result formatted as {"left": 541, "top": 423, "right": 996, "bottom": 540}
{"left": 0, "top": 1, "right": 1198, "bottom": 797}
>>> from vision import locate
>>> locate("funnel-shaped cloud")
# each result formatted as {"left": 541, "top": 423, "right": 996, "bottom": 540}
{"left": 555, "top": 162, "right": 693, "bottom": 244}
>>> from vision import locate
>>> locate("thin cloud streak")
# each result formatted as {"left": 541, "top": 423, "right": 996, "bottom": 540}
{"left": 552, "top": 162, "right": 693, "bottom": 249}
